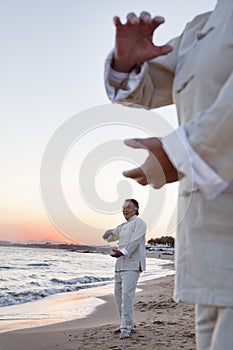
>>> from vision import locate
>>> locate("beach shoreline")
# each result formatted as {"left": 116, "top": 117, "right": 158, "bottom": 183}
{"left": 0, "top": 273, "right": 196, "bottom": 350}
{"left": 0, "top": 252, "right": 174, "bottom": 334}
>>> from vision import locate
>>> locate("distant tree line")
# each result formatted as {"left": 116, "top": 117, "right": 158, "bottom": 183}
{"left": 147, "top": 236, "right": 175, "bottom": 247}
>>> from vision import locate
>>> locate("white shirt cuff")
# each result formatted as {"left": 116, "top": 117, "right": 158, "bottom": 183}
{"left": 104, "top": 50, "right": 147, "bottom": 103}
{"left": 119, "top": 248, "right": 130, "bottom": 258}
{"left": 162, "top": 126, "right": 229, "bottom": 200}
{"left": 109, "top": 67, "right": 129, "bottom": 84}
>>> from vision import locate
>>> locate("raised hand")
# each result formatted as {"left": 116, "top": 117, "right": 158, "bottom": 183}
{"left": 112, "top": 11, "right": 173, "bottom": 72}
{"left": 123, "top": 138, "right": 182, "bottom": 188}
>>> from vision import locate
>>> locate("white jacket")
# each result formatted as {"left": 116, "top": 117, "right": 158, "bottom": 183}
{"left": 107, "top": 215, "right": 146, "bottom": 272}
{"left": 104, "top": 0, "right": 233, "bottom": 306}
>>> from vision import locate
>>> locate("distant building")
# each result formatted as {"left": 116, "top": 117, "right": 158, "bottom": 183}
{"left": 145, "top": 245, "right": 175, "bottom": 254}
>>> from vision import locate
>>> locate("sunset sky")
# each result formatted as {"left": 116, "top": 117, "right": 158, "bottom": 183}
{"left": 1, "top": 0, "right": 216, "bottom": 245}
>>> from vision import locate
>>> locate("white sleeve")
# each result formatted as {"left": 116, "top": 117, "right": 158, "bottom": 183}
{"left": 162, "top": 126, "right": 229, "bottom": 200}
{"left": 104, "top": 50, "right": 148, "bottom": 103}
{"left": 119, "top": 248, "right": 130, "bottom": 258}
{"left": 109, "top": 67, "right": 129, "bottom": 85}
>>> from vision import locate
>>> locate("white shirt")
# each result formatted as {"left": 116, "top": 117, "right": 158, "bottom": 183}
{"left": 104, "top": 215, "right": 146, "bottom": 261}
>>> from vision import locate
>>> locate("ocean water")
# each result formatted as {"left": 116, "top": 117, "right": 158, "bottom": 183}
{"left": 0, "top": 246, "right": 174, "bottom": 332}
{"left": 0, "top": 246, "right": 173, "bottom": 308}
{"left": 0, "top": 246, "right": 115, "bottom": 307}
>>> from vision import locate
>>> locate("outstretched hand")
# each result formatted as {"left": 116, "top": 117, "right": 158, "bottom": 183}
{"left": 123, "top": 137, "right": 182, "bottom": 188}
{"left": 112, "top": 11, "right": 173, "bottom": 72}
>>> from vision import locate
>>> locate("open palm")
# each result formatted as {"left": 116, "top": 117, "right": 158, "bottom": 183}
{"left": 113, "top": 12, "right": 173, "bottom": 72}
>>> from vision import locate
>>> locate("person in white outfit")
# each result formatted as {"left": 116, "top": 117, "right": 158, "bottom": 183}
{"left": 103, "top": 199, "right": 146, "bottom": 339}
{"left": 104, "top": 2, "right": 233, "bottom": 349}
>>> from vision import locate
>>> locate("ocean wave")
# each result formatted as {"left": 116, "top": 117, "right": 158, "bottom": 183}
{"left": 51, "top": 275, "right": 112, "bottom": 285}
{"left": 0, "top": 247, "right": 174, "bottom": 311}
{"left": 0, "top": 266, "right": 14, "bottom": 270}
{"left": 0, "top": 275, "right": 113, "bottom": 307}
{"left": 27, "top": 263, "right": 50, "bottom": 267}
{"left": 29, "top": 281, "right": 41, "bottom": 286}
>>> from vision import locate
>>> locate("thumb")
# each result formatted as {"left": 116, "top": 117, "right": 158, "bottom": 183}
{"left": 124, "top": 137, "right": 159, "bottom": 150}
{"left": 155, "top": 44, "right": 173, "bottom": 56}
{"left": 124, "top": 138, "right": 149, "bottom": 150}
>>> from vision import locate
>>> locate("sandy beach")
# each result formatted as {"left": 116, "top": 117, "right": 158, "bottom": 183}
{"left": 0, "top": 273, "right": 196, "bottom": 350}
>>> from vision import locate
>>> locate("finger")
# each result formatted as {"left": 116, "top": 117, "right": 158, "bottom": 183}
{"left": 124, "top": 137, "right": 160, "bottom": 150}
{"left": 124, "top": 138, "right": 149, "bottom": 150}
{"left": 123, "top": 169, "right": 148, "bottom": 186}
{"left": 135, "top": 176, "right": 148, "bottom": 186}
{"left": 123, "top": 167, "right": 144, "bottom": 179}
{"left": 126, "top": 12, "right": 140, "bottom": 25}
{"left": 151, "top": 15, "right": 165, "bottom": 29}
{"left": 113, "top": 16, "right": 122, "bottom": 27}
{"left": 139, "top": 11, "right": 152, "bottom": 24}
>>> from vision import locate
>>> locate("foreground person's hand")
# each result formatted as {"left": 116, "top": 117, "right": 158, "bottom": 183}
{"left": 112, "top": 11, "right": 173, "bottom": 72}
{"left": 123, "top": 137, "right": 182, "bottom": 188}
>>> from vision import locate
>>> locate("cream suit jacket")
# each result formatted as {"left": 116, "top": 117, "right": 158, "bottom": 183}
{"left": 107, "top": 215, "right": 146, "bottom": 272}
{"left": 105, "top": 0, "right": 233, "bottom": 306}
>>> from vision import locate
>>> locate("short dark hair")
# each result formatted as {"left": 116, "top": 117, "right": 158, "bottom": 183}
{"left": 125, "top": 198, "right": 139, "bottom": 216}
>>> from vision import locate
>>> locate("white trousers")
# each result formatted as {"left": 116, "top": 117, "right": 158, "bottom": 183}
{"left": 114, "top": 270, "right": 140, "bottom": 332}
{"left": 196, "top": 304, "right": 233, "bottom": 350}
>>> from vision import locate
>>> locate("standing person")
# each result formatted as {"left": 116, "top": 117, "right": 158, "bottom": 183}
{"left": 103, "top": 199, "right": 146, "bottom": 339}
{"left": 104, "top": 2, "right": 233, "bottom": 350}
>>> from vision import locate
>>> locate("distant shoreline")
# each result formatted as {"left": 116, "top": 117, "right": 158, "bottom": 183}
{"left": 0, "top": 241, "right": 114, "bottom": 254}
{"left": 0, "top": 242, "right": 175, "bottom": 258}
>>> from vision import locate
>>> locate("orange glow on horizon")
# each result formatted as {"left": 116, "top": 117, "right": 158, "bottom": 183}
{"left": 0, "top": 216, "right": 175, "bottom": 245}
{"left": 0, "top": 220, "right": 79, "bottom": 244}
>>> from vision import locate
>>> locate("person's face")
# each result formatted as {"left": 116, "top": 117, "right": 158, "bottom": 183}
{"left": 122, "top": 201, "right": 137, "bottom": 221}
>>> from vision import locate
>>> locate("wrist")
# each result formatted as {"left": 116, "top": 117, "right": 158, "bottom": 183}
{"left": 112, "top": 54, "right": 136, "bottom": 73}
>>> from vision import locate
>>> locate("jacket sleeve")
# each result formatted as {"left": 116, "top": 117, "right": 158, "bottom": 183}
{"left": 163, "top": 67, "right": 233, "bottom": 186}
{"left": 104, "top": 13, "right": 211, "bottom": 109}
{"left": 106, "top": 223, "right": 124, "bottom": 242}
{"left": 121, "top": 235, "right": 145, "bottom": 257}
{"left": 184, "top": 69, "right": 233, "bottom": 183}
{"left": 104, "top": 35, "right": 181, "bottom": 109}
